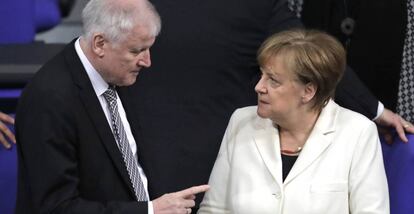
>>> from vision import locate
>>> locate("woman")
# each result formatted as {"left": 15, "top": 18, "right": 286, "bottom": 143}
{"left": 198, "top": 29, "right": 389, "bottom": 214}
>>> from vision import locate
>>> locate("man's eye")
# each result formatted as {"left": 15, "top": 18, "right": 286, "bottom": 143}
{"left": 130, "top": 49, "right": 144, "bottom": 54}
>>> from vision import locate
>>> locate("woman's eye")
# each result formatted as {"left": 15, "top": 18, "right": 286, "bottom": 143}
{"left": 268, "top": 78, "right": 280, "bottom": 87}
{"left": 269, "top": 76, "right": 277, "bottom": 83}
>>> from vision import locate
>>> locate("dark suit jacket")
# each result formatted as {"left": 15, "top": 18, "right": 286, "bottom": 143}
{"left": 15, "top": 40, "right": 148, "bottom": 213}
{"left": 302, "top": 0, "right": 407, "bottom": 111}
{"left": 131, "top": 0, "right": 379, "bottom": 211}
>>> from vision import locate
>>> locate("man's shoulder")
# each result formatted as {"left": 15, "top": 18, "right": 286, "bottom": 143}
{"left": 20, "top": 49, "right": 78, "bottom": 106}
{"left": 29, "top": 43, "right": 77, "bottom": 89}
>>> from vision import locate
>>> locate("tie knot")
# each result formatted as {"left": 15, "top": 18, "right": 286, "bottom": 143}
{"left": 103, "top": 86, "right": 117, "bottom": 104}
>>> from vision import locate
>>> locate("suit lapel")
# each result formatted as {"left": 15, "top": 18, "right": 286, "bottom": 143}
{"left": 253, "top": 118, "right": 284, "bottom": 187}
{"left": 63, "top": 40, "right": 137, "bottom": 198}
{"left": 283, "top": 130, "right": 332, "bottom": 185}
{"left": 284, "top": 100, "right": 338, "bottom": 185}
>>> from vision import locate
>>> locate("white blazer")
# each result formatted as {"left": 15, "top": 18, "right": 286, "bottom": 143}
{"left": 198, "top": 100, "right": 389, "bottom": 214}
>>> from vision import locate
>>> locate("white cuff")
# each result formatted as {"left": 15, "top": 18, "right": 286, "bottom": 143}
{"left": 148, "top": 201, "right": 154, "bottom": 214}
{"left": 373, "top": 101, "right": 384, "bottom": 121}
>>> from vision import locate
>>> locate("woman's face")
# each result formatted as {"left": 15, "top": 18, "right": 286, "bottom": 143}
{"left": 255, "top": 55, "right": 306, "bottom": 122}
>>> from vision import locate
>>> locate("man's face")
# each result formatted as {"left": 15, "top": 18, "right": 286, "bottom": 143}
{"left": 100, "top": 24, "right": 156, "bottom": 86}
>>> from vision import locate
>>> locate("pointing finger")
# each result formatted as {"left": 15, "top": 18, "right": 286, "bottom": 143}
{"left": 175, "top": 185, "right": 209, "bottom": 198}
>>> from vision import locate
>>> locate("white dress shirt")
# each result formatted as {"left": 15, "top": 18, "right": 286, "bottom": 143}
{"left": 75, "top": 38, "right": 153, "bottom": 213}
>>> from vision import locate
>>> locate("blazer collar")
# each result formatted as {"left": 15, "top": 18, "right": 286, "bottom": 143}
{"left": 253, "top": 100, "right": 339, "bottom": 186}
{"left": 253, "top": 117, "right": 283, "bottom": 186}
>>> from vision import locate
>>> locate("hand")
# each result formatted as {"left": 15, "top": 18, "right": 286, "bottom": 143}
{"left": 374, "top": 108, "right": 414, "bottom": 144}
{"left": 153, "top": 184, "right": 209, "bottom": 214}
{"left": 0, "top": 112, "right": 15, "bottom": 149}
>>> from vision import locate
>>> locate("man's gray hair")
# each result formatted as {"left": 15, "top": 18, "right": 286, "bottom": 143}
{"left": 82, "top": 0, "right": 161, "bottom": 43}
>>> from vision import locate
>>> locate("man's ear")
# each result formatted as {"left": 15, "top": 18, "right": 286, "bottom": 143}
{"left": 91, "top": 33, "right": 106, "bottom": 58}
{"left": 302, "top": 82, "right": 317, "bottom": 103}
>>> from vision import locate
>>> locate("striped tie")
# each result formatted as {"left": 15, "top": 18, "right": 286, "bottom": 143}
{"left": 397, "top": 0, "right": 414, "bottom": 123}
{"left": 103, "top": 86, "right": 148, "bottom": 201}
{"left": 288, "top": 0, "right": 303, "bottom": 18}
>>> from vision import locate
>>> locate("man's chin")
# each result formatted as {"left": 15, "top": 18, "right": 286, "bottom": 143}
{"left": 118, "top": 78, "right": 138, "bottom": 87}
{"left": 128, "top": 79, "right": 138, "bottom": 86}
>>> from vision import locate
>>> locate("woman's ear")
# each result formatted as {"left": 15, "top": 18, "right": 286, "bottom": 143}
{"left": 302, "top": 82, "right": 317, "bottom": 103}
{"left": 91, "top": 33, "right": 106, "bottom": 58}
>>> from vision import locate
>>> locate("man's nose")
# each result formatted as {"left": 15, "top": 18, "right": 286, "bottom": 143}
{"left": 138, "top": 49, "right": 151, "bottom": 67}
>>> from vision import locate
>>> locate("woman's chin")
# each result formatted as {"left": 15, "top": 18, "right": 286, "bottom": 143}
{"left": 256, "top": 108, "right": 270, "bottom": 119}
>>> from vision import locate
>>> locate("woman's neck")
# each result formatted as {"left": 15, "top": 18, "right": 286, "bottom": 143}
{"left": 277, "top": 108, "right": 321, "bottom": 155}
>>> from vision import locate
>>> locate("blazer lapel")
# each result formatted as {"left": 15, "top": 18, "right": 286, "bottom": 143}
{"left": 283, "top": 100, "right": 338, "bottom": 185}
{"left": 63, "top": 40, "right": 137, "bottom": 198}
{"left": 283, "top": 130, "right": 332, "bottom": 185}
{"left": 253, "top": 118, "right": 284, "bottom": 187}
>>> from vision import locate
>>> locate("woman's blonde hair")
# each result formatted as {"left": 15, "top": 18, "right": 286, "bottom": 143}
{"left": 257, "top": 29, "right": 346, "bottom": 110}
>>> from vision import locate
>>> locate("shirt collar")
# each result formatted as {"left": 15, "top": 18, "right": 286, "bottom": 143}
{"left": 74, "top": 38, "right": 109, "bottom": 97}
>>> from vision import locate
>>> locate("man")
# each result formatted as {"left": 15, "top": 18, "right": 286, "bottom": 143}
{"left": 299, "top": 0, "right": 405, "bottom": 113}
{"left": 295, "top": 0, "right": 414, "bottom": 141}
{"left": 297, "top": 1, "right": 414, "bottom": 213}
{"left": 130, "top": 0, "right": 411, "bottom": 212}
{"left": 15, "top": 0, "right": 208, "bottom": 213}
{"left": 0, "top": 112, "right": 15, "bottom": 149}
